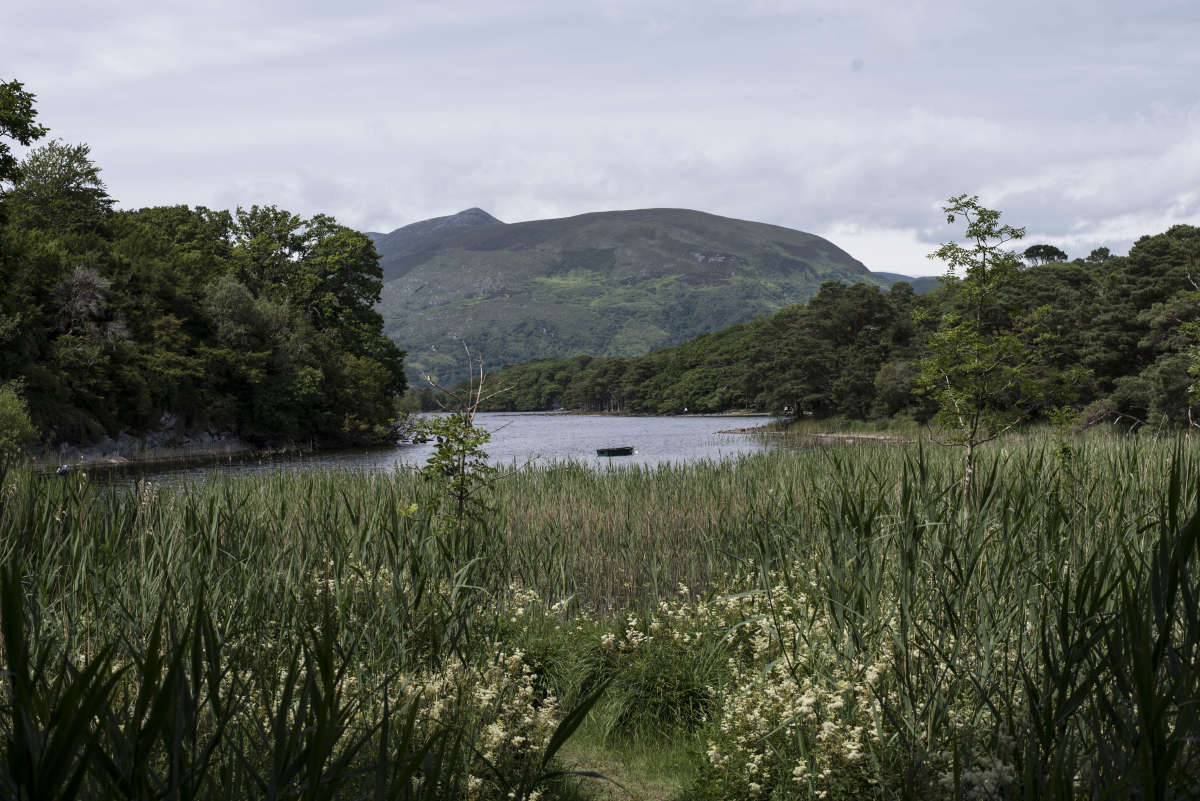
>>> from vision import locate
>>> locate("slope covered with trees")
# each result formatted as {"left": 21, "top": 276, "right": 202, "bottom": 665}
{"left": 0, "top": 81, "right": 405, "bottom": 448}
{"left": 463, "top": 222, "right": 1200, "bottom": 429}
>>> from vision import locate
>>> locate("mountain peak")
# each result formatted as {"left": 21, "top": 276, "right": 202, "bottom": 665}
{"left": 371, "top": 207, "right": 505, "bottom": 281}
{"left": 453, "top": 207, "right": 502, "bottom": 225}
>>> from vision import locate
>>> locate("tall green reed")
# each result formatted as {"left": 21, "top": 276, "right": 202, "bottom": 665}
{"left": 729, "top": 435, "right": 1200, "bottom": 799}
{"left": 0, "top": 451, "right": 607, "bottom": 799}
{"left": 3, "top": 430, "right": 1198, "bottom": 799}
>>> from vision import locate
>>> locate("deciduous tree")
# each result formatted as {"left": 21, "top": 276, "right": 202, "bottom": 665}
{"left": 5, "top": 140, "right": 113, "bottom": 233}
{"left": 1023, "top": 243, "right": 1068, "bottom": 266}
{"left": 918, "top": 195, "right": 1033, "bottom": 500}
{"left": 0, "top": 79, "right": 47, "bottom": 187}
{"left": 0, "top": 380, "right": 37, "bottom": 458}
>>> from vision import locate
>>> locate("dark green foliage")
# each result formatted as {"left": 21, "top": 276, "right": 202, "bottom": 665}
{"left": 0, "top": 79, "right": 47, "bottom": 187}
{"left": 3, "top": 140, "right": 113, "bottom": 234}
{"left": 0, "top": 135, "right": 405, "bottom": 446}
{"left": 1077, "top": 226, "right": 1200, "bottom": 426}
{"left": 0, "top": 380, "right": 37, "bottom": 458}
{"left": 465, "top": 279, "right": 921, "bottom": 417}
{"left": 1023, "top": 243, "right": 1069, "bottom": 265}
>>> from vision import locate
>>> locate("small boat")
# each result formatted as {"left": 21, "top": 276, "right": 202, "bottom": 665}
{"left": 596, "top": 446, "right": 635, "bottom": 457}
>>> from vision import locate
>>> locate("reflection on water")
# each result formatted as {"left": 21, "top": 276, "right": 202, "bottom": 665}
{"left": 97, "top": 413, "right": 778, "bottom": 486}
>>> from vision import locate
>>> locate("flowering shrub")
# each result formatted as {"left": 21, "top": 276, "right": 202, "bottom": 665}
{"left": 408, "top": 648, "right": 561, "bottom": 800}
{"left": 680, "top": 570, "right": 892, "bottom": 800}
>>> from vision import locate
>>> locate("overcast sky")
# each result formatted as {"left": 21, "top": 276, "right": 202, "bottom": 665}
{"left": 9, "top": 0, "right": 1200, "bottom": 275}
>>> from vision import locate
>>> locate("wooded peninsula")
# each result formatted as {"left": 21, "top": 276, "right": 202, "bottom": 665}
{"left": 0, "top": 81, "right": 405, "bottom": 455}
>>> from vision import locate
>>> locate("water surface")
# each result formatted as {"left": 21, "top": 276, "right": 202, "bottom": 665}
{"left": 104, "top": 413, "right": 777, "bottom": 485}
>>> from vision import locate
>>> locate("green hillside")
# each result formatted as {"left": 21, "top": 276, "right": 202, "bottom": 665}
{"left": 376, "top": 207, "right": 911, "bottom": 382}
{"left": 871, "top": 270, "right": 942, "bottom": 294}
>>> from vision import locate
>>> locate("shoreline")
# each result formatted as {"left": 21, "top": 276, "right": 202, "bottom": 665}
{"left": 518, "top": 409, "right": 775, "bottom": 418}
{"left": 30, "top": 432, "right": 405, "bottom": 475}
{"left": 32, "top": 441, "right": 295, "bottom": 475}
{"left": 716, "top": 426, "right": 912, "bottom": 443}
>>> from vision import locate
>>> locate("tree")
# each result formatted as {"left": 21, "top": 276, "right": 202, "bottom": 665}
{"left": 0, "top": 380, "right": 38, "bottom": 458}
{"left": 202, "top": 274, "right": 265, "bottom": 350}
{"left": 1113, "top": 288, "right": 1200, "bottom": 426}
{"left": 5, "top": 140, "right": 113, "bottom": 233}
{"left": 56, "top": 266, "right": 112, "bottom": 336}
{"left": 917, "top": 195, "right": 1033, "bottom": 500}
{"left": 230, "top": 205, "right": 306, "bottom": 296}
{"left": 1078, "top": 225, "right": 1200, "bottom": 397}
{"left": 409, "top": 349, "right": 509, "bottom": 542}
{"left": 0, "top": 79, "right": 47, "bottom": 186}
{"left": 1023, "top": 243, "right": 1068, "bottom": 266}
{"left": 228, "top": 205, "right": 407, "bottom": 403}
{"left": 874, "top": 359, "right": 921, "bottom": 418}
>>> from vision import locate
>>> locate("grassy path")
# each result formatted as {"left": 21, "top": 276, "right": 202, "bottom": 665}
{"left": 558, "top": 731, "right": 694, "bottom": 801}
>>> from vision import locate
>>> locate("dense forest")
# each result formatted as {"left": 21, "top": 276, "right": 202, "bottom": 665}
{"left": 0, "top": 81, "right": 405, "bottom": 449}
{"left": 458, "top": 223, "right": 1200, "bottom": 429}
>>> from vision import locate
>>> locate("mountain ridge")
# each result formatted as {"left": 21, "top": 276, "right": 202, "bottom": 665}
{"left": 371, "top": 207, "right": 931, "bottom": 382}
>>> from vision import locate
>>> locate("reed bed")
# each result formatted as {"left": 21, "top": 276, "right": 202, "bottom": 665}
{"left": 0, "top": 431, "right": 1198, "bottom": 799}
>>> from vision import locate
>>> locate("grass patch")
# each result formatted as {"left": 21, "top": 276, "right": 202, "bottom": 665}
{"left": 558, "top": 725, "right": 699, "bottom": 801}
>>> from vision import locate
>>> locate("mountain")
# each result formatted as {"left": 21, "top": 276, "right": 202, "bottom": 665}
{"left": 366, "top": 207, "right": 503, "bottom": 282}
{"left": 869, "top": 271, "right": 942, "bottom": 294}
{"left": 372, "top": 207, "right": 929, "bottom": 382}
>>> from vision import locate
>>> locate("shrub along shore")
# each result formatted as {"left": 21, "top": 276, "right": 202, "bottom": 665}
{"left": 1, "top": 429, "right": 1198, "bottom": 800}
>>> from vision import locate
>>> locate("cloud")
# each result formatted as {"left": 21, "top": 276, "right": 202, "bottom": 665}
{"left": 7, "top": 0, "right": 1198, "bottom": 276}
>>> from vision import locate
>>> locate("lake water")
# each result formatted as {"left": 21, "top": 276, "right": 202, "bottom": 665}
{"left": 104, "top": 413, "right": 778, "bottom": 485}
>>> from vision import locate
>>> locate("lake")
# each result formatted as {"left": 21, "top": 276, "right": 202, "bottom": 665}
{"left": 103, "top": 413, "right": 778, "bottom": 485}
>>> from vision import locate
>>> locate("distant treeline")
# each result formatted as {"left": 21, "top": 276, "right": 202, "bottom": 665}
{"left": 0, "top": 82, "right": 405, "bottom": 447}
{"left": 447, "top": 226, "right": 1200, "bottom": 427}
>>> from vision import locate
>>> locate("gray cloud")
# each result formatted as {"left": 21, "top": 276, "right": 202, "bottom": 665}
{"left": 8, "top": 1, "right": 1200, "bottom": 275}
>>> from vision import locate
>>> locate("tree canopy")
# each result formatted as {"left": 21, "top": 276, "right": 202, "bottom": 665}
{"left": 0, "top": 79, "right": 47, "bottom": 186}
{"left": 1023, "top": 243, "right": 1069, "bottom": 266}
{"left": 0, "top": 111, "right": 405, "bottom": 447}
